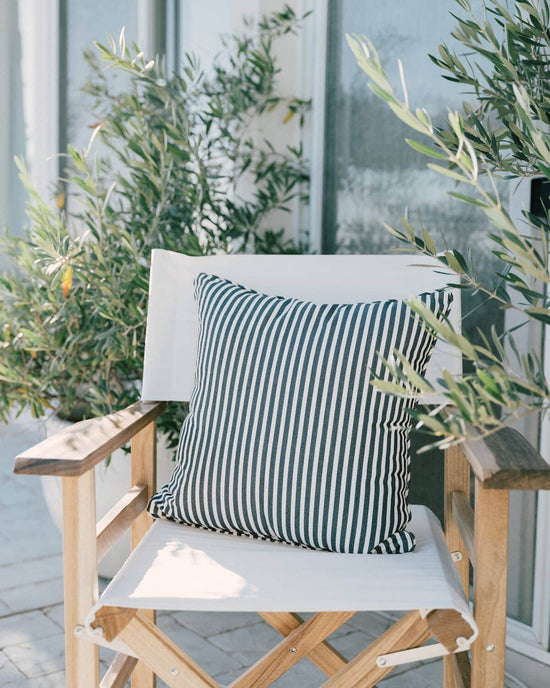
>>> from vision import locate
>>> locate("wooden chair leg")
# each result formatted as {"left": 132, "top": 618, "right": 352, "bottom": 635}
{"left": 101, "top": 653, "right": 139, "bottom": 688}
{"left": 131, "top": 421, "right": 157, "bottom": 688}
{"left": 119, "top": 613, "right": 220, "bottom": 688}
{"left": 444, "top": 445, "right": 470, "bottom": 688}
{"left": 451, "top": 652, "right": 472, "bottom": 688}
{"left": 62, "top": 472, "right": 99, "bottom": 688}
{"left": 471, "top": 480, "right": 509, "bottom": 688}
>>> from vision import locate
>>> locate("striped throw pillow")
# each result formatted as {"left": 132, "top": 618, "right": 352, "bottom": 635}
{"left": 148, "top": 273, "right": 452, "bottom": 554}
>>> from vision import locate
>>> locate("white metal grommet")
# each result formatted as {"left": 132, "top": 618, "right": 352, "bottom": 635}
{"left": 451, "top": 551, "right": 463, "bottom": 562}
{"left": 487, "top": 644, "right": 495, "bottom": 653}
{"left": 456, "top": 636, "right": 468, "bottom": 647}
{"left": 171, "top": 668, "right": 179, "bottom": 676}
{"left": 376, "top": 656, "right": 387, "bottom": 667}
{"left": 290, "top": 647, "right": 297, "bottom": 654}
{"left": 92, "top": 626, "right": 104, "bottom": 638}
{"left": 73, "top": 625, "right": 85, "bottom": 637}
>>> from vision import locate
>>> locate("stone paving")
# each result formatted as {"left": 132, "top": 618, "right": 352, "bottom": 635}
{"left": 0, "top": 413, "right": 547, "bottom": 687}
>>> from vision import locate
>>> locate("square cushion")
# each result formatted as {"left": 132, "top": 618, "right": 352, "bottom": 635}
{"left": 148, "top": 273, "right": 452, "bottom": 553}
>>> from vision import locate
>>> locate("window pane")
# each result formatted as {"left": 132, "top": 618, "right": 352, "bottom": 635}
{"left": 64, "top": 0, "right": 138, "bottom": 150}
{"left": 177, "top": 0, "right": 233, "bottom": 63}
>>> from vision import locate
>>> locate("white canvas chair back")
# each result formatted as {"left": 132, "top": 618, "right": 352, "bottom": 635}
{"left": 142, "top": 249, "right": 461, "bottom": 402}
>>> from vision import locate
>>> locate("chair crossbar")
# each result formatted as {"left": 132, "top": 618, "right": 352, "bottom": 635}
{"left": 96, "top": 484, "right": 148, "bottom": 564}
{"left": 260, "top": 612, "right": 348, "bottom": 676}
{"left": 229, "top": 612, "right": 354, "bottom": 688}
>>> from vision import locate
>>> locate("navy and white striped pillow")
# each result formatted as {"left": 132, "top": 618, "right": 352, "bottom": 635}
{"left": 148, "top": 273, "right": 452, "bottom": 554}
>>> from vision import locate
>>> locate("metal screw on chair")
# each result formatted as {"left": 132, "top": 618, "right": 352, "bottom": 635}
{"left": 451, "top": 551, "right": 463, "bottom": 562}
{"left": 290, "top": 647, "right": 297, "bottom": 654}
{"left": 171, "top": 668, "right": 179, "bottom": 676}
{"left": 487, "top": 644, "right": 495, "bottom": 653}
{"left": 455, "top": 636, "right": 468, "bottom": 647}
{"left": 376, "top": 656, "right": 387, "bottom": 667}
{"left": 73, "top": 625, "right": 85, "bottom": 637}
{"left": 92, "top": 626, "right": 104, "bottom": 638}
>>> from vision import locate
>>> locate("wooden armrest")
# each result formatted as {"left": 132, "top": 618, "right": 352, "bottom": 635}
{"left": 13, "top": 401, "right": 166, "bottom": 477}
{"left": 460, "top": 424, "right": 550, "bottom": 490}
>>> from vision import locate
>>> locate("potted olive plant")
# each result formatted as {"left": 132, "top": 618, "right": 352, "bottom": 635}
{"left": 1, "top": 6, "right": 310, "bottom": 575}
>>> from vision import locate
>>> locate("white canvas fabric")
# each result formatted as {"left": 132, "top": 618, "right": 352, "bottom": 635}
{"left": 88, "top": 505, "right": 476, "bottom": 642}
{"left": 142, "top": 251, "right": 461, "bottom": 403}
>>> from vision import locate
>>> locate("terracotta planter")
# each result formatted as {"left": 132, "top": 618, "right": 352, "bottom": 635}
{"left": 40, "top": 414, "right": 175, "bottom": 578}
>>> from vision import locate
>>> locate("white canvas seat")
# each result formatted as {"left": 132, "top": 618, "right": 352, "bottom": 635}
{"left": 85, "top": 505, "right": 477, "bottom": 667}
{"left": 90, "top": 506, "right": 474, "bottom": 619}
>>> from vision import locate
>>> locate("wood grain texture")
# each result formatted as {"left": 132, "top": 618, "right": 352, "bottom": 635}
{"left": 91, "top": 606, "right": 138, "bottom": 643}
{"left": 13, "top": 401, "right": 165, "bottom": 476}
{"left": 451, "top": 491, "right": 475, "bottom": 568}
{"left": 426, "top": 609, "right": 474, "bottom": 652}
{"left": 260, "top": 612, "right": 347, "bottom": 676}
{"left": 444, "top": 445, "right": 471, "bottom": 688}
{"left": 471, "top": 481, "right": 509, "bottom": 688}
{"left": 460, "top": 424, "right": 550, "bottom": 489}
{"left": 119, "top": 613, "right": 221, "bottom": 688}
{"left": 452, "top": 651, "right": 471, "bottom": 688}
{"left": 96, "top": 484, "right": 148, "bottom": 563}
{"left": 62, "top": 473, "right": 99, "bottom": 688}
{"left": 321, "top": 611, "right": 431, "bottom": 688}
{"left": 100, "top": 653, "right": 139, "bottom": 688}
{"left": 445, "top": 447, "right": 471, "bottom": 591}
{"left": 230, "top": 612, "right": 354, "bottom": 688}
{"left": 131, "top": 422, "right": 157, "bottom": 688}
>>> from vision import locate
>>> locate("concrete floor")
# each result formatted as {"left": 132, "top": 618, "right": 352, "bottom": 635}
{"left": 0, "top": 413, "right": 548, "bottom": 687}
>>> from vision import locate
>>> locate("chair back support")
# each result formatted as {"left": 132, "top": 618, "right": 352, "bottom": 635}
{"left": 142, "top": 250, "right": 461, "bottom": 402}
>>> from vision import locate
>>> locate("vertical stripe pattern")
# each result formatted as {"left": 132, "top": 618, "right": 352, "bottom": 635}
{"left": 148, "top": 273, "right": 452, "bottom": 554}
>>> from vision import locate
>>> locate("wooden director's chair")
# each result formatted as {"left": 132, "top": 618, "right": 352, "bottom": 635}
{"left": 14, "top": 251, "right": 550, "bottom": 688}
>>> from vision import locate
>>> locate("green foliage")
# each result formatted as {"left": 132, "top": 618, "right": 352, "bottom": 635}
{"left": 0, "top": 6, "right": 310, "bottom": 449}
{"left": 348, "top": 0, "right": 550, "bottom": 447}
